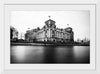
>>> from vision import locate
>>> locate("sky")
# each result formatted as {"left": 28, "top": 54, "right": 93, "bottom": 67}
{"left": 10, "top": 11, "right": 90, "bottom": 40}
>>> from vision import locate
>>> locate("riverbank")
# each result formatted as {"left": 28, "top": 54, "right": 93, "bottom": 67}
{"left": 11, "top": 42, "right": 90, "bottom": 46}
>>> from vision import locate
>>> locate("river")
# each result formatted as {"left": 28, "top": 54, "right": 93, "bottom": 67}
{"left": 11, "top": 45, "right": 90, "bottom": 64}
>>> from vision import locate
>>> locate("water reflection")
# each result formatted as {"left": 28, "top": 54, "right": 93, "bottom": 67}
{"left": 73, "top": 46, "right": 90, "bottom": 63}
{"left": 11, "top": 46, "right": 44, "bottom": 63}
{"left": 11, "top": 45, "right": 90, "bottom": 64}
{"left": 55, "top": 46, "right": 75, "bottom": 63}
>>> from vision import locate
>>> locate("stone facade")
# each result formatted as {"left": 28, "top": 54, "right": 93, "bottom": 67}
{"left": 25, "top": 18, "right": 74, "bottom": 42}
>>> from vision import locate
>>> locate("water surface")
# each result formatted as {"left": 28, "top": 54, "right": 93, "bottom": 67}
{"left": 11, "top": 45, "right": 90, "bottom": 64}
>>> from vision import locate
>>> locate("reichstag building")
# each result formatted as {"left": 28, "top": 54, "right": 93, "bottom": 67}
{"left": 25, "top": 16, "right": 74, "bottom": 42}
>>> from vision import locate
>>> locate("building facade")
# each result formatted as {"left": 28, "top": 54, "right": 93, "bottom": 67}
{"left": 25, "top": 17, "right": 74, "bottom": 43}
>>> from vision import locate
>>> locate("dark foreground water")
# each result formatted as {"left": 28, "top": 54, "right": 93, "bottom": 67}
{"left": 11, "top": 45, "right": 90, "bottom": 64}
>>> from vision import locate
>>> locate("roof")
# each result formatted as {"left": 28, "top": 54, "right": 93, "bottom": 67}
{"left": 45, "top": 19, "right": 56, "bottom": 23}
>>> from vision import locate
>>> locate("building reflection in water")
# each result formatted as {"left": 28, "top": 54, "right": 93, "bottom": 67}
{"left": 43, "top": 46, "right": 57, "bottom": 63}
{"left": 11, "top": 46, "right": 45, "bottom": 63}
{"left": 11, "top": 46, "right": 90, "bottom": 64}
{"left": 55, "top": 46, "right": 75, "bottom": 63}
